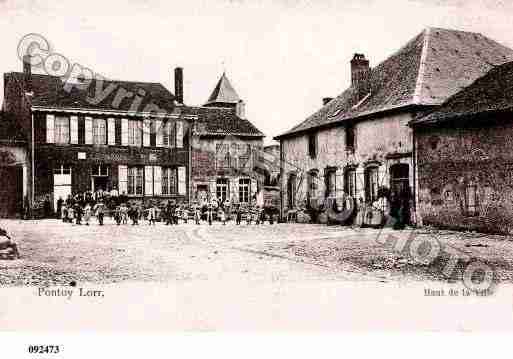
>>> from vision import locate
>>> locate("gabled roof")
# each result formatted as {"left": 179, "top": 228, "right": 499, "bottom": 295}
{"left": 182, "top": 106, "right": 264, "bottom": 137}
{"left": 205, "top": 72, "right": 241, "bottom": 106}
{"left": 5, "top": 72, "right": 177, "bottom": 114}
{"left": 411, "top": 61, "right": 513, "bottom": 126}
{"left": 275, "top": 27, "right": 513, "bottom": 139}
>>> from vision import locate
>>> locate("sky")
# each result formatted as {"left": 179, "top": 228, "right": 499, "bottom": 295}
{"left": 1, "top": 0, "right": 513, "bottom": 144}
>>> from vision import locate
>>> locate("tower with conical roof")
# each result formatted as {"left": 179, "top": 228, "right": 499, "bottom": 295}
{"left": 204, "top": 72, "right": 241, "bottom": 108}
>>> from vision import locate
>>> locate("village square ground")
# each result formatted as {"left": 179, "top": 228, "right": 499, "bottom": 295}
{"left": 2, "top": 219, "right": 513, "bottom": 330}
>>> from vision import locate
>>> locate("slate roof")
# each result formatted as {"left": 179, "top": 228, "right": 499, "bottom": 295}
{"left": 276, "top": 27, "right": 513, "bottom": 139}
{"left": 205, "top": 72, "right": 241, "bottom": 106}
{"left": 182, "top": 106, "right": 264, "bottom": 137}
{"left": 411, "top": 61, "right": 513, "bottom": 126}
{"left": 5, "top": 72, "right": 177, "bottom": 114}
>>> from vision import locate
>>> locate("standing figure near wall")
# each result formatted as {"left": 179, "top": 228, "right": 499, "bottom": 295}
{"left": 95, "top": 201, "right": 106, "bottom": 226}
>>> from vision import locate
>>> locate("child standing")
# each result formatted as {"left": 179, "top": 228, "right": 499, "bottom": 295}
{"left": 236, "top": 206, "right": 241, "bottom": 225}
{"left": 206, "top": 204, "right": 213, "bottom": 225}
{"left": 194, "top": 205, "right": 201, "bottom": 225}
{"left": 147, "top": 205, "right": 156, "bottom": 225}
{"left": 94, "top": 201, "right": 106, "bottom": 225}
{"left": 61, "top": 204, "right": 68, "bottom": 223}
{"left": 120, "top": 203, "right": 128, "bottom": 224}
{"left": 220, "top": 208, "right": 226, "bottom": 225}
{"left": 83, "top": 203, "right": 92, "bottom": 225}
{"left": 67, "top": 205, "right": 74, "bottom": 224}
{"left": 183, "top": 206, "right": 189, "bottom": 224}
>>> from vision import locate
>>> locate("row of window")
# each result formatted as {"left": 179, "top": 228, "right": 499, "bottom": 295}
{"left": 45, "top": 114, "right": 184, "bottom": 148}
{"left": 119, "top": 165, "right": 186, "bottom": 196}
{"left": 215, "top": 178, "right": 252, "bottom": 203}
{"left": 297, "top": 166, "right": 377, "bottom": 205}
{"left": 307, "top": 123, "right": 356, "bottom": 159}
{"left": 51, "top": 164, "right": 186, "bottom": 196}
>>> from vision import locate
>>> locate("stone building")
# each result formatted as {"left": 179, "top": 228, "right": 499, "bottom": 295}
{"left": 275, "top": 27, "right": 513, "bottom": 223}
{"left": 2, "top": 61, "right": 196, "bottom": 215}
{"left": 411, "top": 60, "right": 513, "bottom": 234}
{"left": 0, "top": 111, "right": 28, "bottom": 217}
{"left": 184, "top": 72, "right": 265, "bottom": 206}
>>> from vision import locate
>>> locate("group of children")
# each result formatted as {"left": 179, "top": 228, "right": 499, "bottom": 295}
{"left": 59, "top": 200, "right": 276, "bottom": 226}
{"left": 60, "top": 201, "right": 106, "bottom": 225}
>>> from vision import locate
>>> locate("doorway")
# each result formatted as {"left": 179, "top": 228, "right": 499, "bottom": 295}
{"left": 53, "top": 165, "right": 72, "bottom": 212}
{"left": 93, "top": 176, "right": 108, "bottom": 192}
{"left": 390, "top": 163, "right": 410, "bottom": 198}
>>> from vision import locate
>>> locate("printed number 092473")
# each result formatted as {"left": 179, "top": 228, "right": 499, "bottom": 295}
{"left": 28, "top": 345, "right": 61, "bottom": 354}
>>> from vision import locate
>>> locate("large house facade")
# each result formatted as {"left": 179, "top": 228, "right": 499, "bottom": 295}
{"left": 2, "top": 61, "right": 196, "bottom": 216}
{"left": 275, "top": 28, "right": 513, "bottom": 223}
{"left": 411, "top": 61, "right": 513, "bottom": 234}
{"left": 185, "top": 73, "right": 265, "bottom": 207}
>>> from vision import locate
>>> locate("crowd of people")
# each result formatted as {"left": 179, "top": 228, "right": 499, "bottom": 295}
{"left": 56, "top": 192, "right": 277, "bottom": 226}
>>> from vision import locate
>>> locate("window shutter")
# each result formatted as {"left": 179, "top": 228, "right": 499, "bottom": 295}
{"left": 108, "top": 118, "right": 116, "bottom": 145}
{"left": 178, "top": 166, "right": 186, "bottom": 195}
{"left": 143, "top": 119, "right": 151, "bottom": 147}
{"left": 175, "top": 120, "right": 183, "bottom": 148}
{"left": 144, "top": 165, "right": 154, "bottom": 196}
{"left": 46, "top": 114, "right": 55, "bottom": 143}
{"left": 118, "top": 165, "right": 128, "bottom": 195}
{"left": 153, "top": 166, "right": 162, "bottom": 195}
{"left": 155, "top": 119, "right": 163, "bottom": 147}
{"left": 121, "top": 118, "right": 128, "bottom": 145}
{"left": 70, "top": 116, "right": 78, "bottom": 144}
{"left": 84, "top": 117, "right": 93, "bottom": 144}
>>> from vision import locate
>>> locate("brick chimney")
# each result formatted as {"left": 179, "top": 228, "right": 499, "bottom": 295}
{"left": 350, "top": 53, "right": 370, "bottom": 101}
{"left": 174, "top": 67, "right": 183, "bottom": 104}
{"left": 23, "top": 55, "right": 32, "bottom": 92}
{"left": 322, "top": 97, "right": 333, "bottom": 106}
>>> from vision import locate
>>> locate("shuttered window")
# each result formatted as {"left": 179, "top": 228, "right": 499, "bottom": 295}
{"left": 128, "top": 120, "right": 142, "bottom": 146}
{"left": 93, "top": 118, "right": 107, "bottom": 145}
{"left": 54, "top": 116, "right": 70, "bottom": 144}
{"left": 127, "top": 166, "right": 144, "bottom": 195}
{"left": 178, "top": 166, "right": 186, "bottom": 195}
{"left": 70, "top": 116, "right": 78, "bottom": 144}
{"left": 121, "top": 118, "right": 129, "bottom": 145}
{"left": 153, "top": 166, "right": 162, "bottom": 195}
{"left": 144, "top": 166, "right": 154, "bottom": 196}
{"left": 118, "top": 165, "right": 128, "bottom": 195}
{"left": 84, "top": 117, "right": 93, "bottom": 144}
{"left": 46, "top": 114, "right": 55, "bottom": 143}
{"left": 108, "top": 118, "right": 116, "bottom": 145}
{"left": 143, "top": 119, "right": 151, "bottom": 147}
{"left": 161, "top": 167, "right": 177, "bottom": 195}
{"left": 155, "top": 119, "right": 163, "bottom": 147}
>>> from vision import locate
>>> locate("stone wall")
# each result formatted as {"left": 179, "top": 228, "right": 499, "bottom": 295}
{"left": 416, "top": 120, "right": 513, "bottom": 234}
{"left": 280, "top": 111, "right": 415, "bottom": 218}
